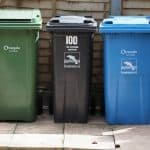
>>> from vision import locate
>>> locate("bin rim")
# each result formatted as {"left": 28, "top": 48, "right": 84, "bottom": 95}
{"left": 0, "top": 9, "right": 42, "bottom": 29}
{"left": 99, "top": 16, "right": 150, "bottom": 33}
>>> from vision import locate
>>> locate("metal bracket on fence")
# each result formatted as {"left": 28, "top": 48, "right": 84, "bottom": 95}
{"left": 111, "top": 0, "right": 122, "bottom": 15}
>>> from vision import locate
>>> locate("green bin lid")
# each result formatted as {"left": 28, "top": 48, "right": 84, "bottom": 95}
{"left": 0, "top": 9, "right": 42, "bottom": 29}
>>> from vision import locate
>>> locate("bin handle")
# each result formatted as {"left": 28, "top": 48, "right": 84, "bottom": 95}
{"left": 50, "top": 18, "right": 59, "bottom": 23}
{"left": 103, "top": 20, "right": 113, "bottom": 24}
{"left": 84, "top": 20, "right": 93, "bottom": 24}
{"left": 0, "top": 19, "right": 32, "bottom": 23}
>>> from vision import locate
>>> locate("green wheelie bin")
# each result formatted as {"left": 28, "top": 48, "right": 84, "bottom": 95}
{"left": 0, "top": 9, "right": 42, "bottom": 121}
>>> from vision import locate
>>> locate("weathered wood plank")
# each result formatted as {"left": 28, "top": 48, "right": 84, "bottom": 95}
{"left": 56, "top": 10, "right": 105, "bottom": 20}
{"left": 61, "top": 0, "right": 110, "bottom": 3}
{"left": 92, "top": 68, "right": 103, "bottom": 74}
{"left": 38, "top": 57, "right": 49, "bottom": 65}
{"left": 39, "top": 49, "right": 51, "bottom": 57}
{"left": 41, "top": 9, "right": 53, "bottom": 18}
{"left": 124, "top": 0, "right": 150, "bottom": 9}
{"left": 39, "top": 40, "right": 50, "bottom": 49}
{"left": 93, "top": 52, "right": 102, "bottom": 59}
{"left": 94, "top": 43, "right": 102, "bottom": 50}
{"left": 57, "top": 1, "right": 105, "bottom": 11}
{"left": 14, "top": 0, "right": 52, "bottom": 9}
{"left": 0, "top": 0, "right": 16, "bottom": 7}
{"left": 123, "top": 9, "right": 150, "bottom": 15}
{"left": 39, "top": 65, "right": 50, "bottom": 73}
{"left": 40, "top": 31, "right": 51, "bottom": 40}
{"left": 0, "top": 0, "right": 53, "bottom": 9}
{"left": 38, "top": 73, "right": 51, "bottom": 82}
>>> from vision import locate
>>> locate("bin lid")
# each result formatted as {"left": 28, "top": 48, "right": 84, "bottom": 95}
{"left": 46, "top": 15, "right": 97, "bottom": 32}
{"left": 0, "top": 9, "right": 42, "bottom": 29}
{"left": 99, "top": 16, "right": 150, "bottom": 33}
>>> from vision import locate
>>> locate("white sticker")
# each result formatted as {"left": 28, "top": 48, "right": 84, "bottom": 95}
{"left": 66, "top": 35, "right": 78, "bottom": 52}
{"left": 64, "top": 52, "right": 80, "bottom": 68}
{"left": 121, "top": 59, "right": 137, "bottom": 74}
{"left": 3, "top": 45, "right": 20, "bottom": 53}
{"left": 121, "top": 49, "right": 138, "bottom": 57}
{"left": 66, "top": 35, "right": 78, "bottom": 45}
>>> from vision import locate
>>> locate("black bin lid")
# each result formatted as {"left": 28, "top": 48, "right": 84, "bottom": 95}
{"left": 46, "top": 15, "right": 97, "bottom": 32}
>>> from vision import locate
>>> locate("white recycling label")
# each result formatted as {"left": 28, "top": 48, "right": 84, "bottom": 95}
{"left": 121, "top": 59, "right": 137, "bottom": 74}
{"left": 64, "top": 52, "right": 80, "bottom": 68}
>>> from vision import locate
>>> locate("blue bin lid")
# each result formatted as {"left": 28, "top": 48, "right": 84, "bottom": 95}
{"left": 99, "top": 16, "right": 150, "bottom": 33}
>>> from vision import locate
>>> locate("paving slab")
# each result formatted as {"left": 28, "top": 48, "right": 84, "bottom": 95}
{"left": 88, "top": 115, "right": 107, "bottom": 125}
{"left": 64, "top": 135, "right": 114, "bottom": 150}
{"left": 64, "top": 123, "right": 113, "bottom": 136}
{"left": 113, "top": 125, "right": 150, "bottom": 150}
{"left": 2, "top": 114, "right": 150, "bottom": 150}
{"left": 15, "top": 114, "right": 63, "bottom": 134}
{"left": 9, "top": 134, "right": 64, "bottom": 149}
{"left": 64, "top": 123, "right": 115, "bottom": 150}
{"left": 6, "top": 113, "right": 64, "bottom": 150}
{"left": 0, "top": 134, "right": 13, "bottom": 148}
{"left": 0, "top": 122, "right": 16, "bottom": 150}
{"left": 0, "top": 123, "right": 16, "bottom": 134}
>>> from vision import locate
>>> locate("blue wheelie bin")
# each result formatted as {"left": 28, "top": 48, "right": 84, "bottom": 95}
{"left": 100, "top": 16, "right": 150, "bottom": 124}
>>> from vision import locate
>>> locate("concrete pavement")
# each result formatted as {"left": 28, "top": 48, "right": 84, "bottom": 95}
{"left": 0, "top": 113, "right": 150, "bottom": 150}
